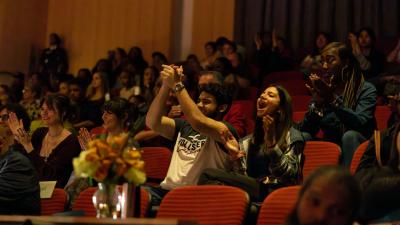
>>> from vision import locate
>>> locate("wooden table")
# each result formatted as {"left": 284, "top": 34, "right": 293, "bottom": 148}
{"left": 0, "top": 216, "right": 197, "bottom": 225}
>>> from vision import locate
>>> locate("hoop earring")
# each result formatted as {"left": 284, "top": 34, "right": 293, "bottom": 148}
{"left": 341, "top": 65, "right": 349, "bottom": 82}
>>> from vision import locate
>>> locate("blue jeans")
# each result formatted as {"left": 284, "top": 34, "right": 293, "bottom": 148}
{"left": 341, "top": 130, "right": 366, "bottom": 167}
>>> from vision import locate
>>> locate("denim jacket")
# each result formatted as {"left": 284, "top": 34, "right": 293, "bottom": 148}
{"left": 297, "top": 81, "right": 377, "bottom": 143}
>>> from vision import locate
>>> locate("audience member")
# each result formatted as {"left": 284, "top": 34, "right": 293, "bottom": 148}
{"left": 68, "top": 78, "right": 100, "bottom": 129}
{"left": 76, "top": 68, "right": 92, "bottom": 90}
{"left": 201, "top": 41, "right": 218, "bottom": 69}
{"left": 128, "top": 46, "right": 149, "bottom": 75}
{"left": 119, "top": 70, "right": 138, "bottom": 100}
{"left": 254, "top": 30, "right": 294, "bottom": 82}
{"left": 8, "top": 94, "right": 81, "bottom": 188}
{"left": 199, "top": 85, "right": 304, "bottom": 202}
{"left": 86, "top": 72, "right": 110, "bottom": 126}
{"left": 285, "top": 166, "right": 361, "bottom": 225}
{"left": 151, "top": 52, "right": 168, "bottom": 72}
{"left": 67, "top": 98, "right": 133, "bottom": 207}
{"left": 185, "top": 54, "right": 203, "bottom": 75}
{"left": 111, "top": 48, "right": 129, "bottom": 88}
{"left": 38, "top": 33, "right": 68, "bottom": 84}
{"left": 20, "top": 84, "right": 41, "bottom": 121}
{"left": 222, "top": 40, "right": 237, "bottom": 57}
{"left": 0, "top": 125, "right": 40, "bottom": 215}
{"left": 297, "top": 42, "right": 377, "bottom": 166}
{"left": 301, "top": 32, "right": 332, "bottom": 75}
{"left": 0, "top": 84, "right": 16, "bottom": 106}
{"left": 387, "top": 38, "right": 400, "bottom": 65}
{"left": 145, "top": 65, "right": 244, "bottom": 205}
{"left": 141, "top": 66, "right": 159, "bottom": 104}
{"left": 348, "top": 28, "right": 385, "bottom": 91}
{"left": 210, "top": 57, "right": 233, "bottom": 77}
{"left": 356, "top": 122, "right": 400, "bottom": 222}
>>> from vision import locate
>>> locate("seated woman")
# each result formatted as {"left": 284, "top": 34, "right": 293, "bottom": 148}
{"left": 8, "top": 94, "right": 81, "bottom": 188}
{"left": 297, "top": 42, "right": 377, "bottom": 166}
{"left": 285, "top": 166, "right": 361, "bottom": 225}
{"left": 78, "top": 97, "right": 133, "bottom": 149}
{"left": 67, "top": 98, "right": 134, "bottom": 207}
{"left": 198, "top": 85, "right": 305, "bottom": 202}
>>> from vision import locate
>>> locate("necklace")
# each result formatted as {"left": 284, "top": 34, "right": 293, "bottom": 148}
{"left": 42, "top": 130, "right": 63, "bottom": 162}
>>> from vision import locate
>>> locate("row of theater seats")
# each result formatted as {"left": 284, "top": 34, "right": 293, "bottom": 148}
{"left": 40, "top": 140, "right": 369, "bottom": 223}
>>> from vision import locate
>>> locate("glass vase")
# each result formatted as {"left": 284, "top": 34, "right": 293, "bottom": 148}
{"left": 92, "top": 182, "right": 122, "bottom": 219}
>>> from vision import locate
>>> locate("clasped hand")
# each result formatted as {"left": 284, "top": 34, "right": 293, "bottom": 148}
{"left": 161, "top": 64, "right": 184, "bottom": 88}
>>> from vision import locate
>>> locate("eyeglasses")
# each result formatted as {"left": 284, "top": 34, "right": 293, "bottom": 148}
{"left": 0, "top": 114, "right": 9, "bottom": 122}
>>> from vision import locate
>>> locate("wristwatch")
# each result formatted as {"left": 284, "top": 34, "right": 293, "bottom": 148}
{"left": 172, "top": 82, "right": 185, "bottom": 93}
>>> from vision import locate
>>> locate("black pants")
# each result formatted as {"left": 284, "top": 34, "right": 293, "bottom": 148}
{"left": 198, "top": 168, "right": 277, "bottom": 202}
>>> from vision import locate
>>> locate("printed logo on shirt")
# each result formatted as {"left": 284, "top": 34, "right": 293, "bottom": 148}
{"left": 176, "top": 134, "right": 206, "bottom": 156}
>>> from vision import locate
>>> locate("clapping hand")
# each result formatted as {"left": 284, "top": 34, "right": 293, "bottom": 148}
{"left": 306, "top": 73, "right": 335, "bottom": 105}
{"left": 7, "top": 112, "right": 32, "bottom": 149}
{"left": 220, "top": 129, "right": 245, "bottom": 160}
{"left": 78, "top": 128, "right": 92, "bottom": 151}
{"left": 348, "top": 33, "right": 361, "bottom": 54}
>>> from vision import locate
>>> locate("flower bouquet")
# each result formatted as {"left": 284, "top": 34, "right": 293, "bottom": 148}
{"left": 73, "top": 133, "right": 146, "bottom": 218}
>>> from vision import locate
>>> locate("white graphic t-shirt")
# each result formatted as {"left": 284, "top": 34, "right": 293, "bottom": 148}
{"left": 160, "top": 118, "right": 237, "bottom": 190}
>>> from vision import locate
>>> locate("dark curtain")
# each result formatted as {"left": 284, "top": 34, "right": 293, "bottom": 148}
{"left": 235, "top": 0, "right": 400, "bottom": 59}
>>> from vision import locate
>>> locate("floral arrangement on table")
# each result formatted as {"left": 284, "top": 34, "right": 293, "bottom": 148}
{"left": 73, "top": 133, "right": 146, "bottom": 185}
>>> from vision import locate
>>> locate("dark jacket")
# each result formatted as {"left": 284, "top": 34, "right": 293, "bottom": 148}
{"left": 0, "top": 147, "right": 40, "bottom": 215}
{"left": 243, "top": 127, "right": 305, "bottom": 186}
{"left": 355, "top": 123, "right": 400, "bottom": 222}
{"left": 297, "top": 81, "right": 377, "bottom": 143}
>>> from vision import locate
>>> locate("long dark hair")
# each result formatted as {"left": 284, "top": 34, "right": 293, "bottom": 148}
{"left": 285, "top": 166, "right": 361, "bottom": 225}
{"left": 251, "top": 85, "right": 293, "bottom": 150}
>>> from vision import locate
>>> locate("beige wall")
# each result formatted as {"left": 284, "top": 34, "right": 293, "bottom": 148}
{"left": 0, "top": 0, "right": 235, "bottom": 75}
{"left": 0, "top": 0, "right": 48, "bottom": 74}
{"left": 191, "top": 0, "right": 235, "bottom": 61}
{"left": 46, "top": 0, "right": 173, "bottom": 74}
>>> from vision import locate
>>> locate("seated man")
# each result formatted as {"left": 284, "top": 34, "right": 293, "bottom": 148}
{"left": 0, "top": 125, "right": 40, "bottom": 215}
{"left": 145, "top": 65, "right": 244, "bottom": 205}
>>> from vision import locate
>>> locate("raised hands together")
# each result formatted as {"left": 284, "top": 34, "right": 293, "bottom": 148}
{"left": 306, "top": 73, "right": 335, "bottom": 105}
{"left": 160, "top": 64, "right": 184, "bottom": 89}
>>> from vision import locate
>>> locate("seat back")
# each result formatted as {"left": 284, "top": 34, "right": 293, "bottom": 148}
{"left": 257, "top": 186, "right": 301, "bottom": 225}
{"left": 72, "top": 186, "right": 150, "bottom": 217}
{"left": 303, "top": 141, "right": 341, "bottom": 179}
{"left": 350, "top": 141, "right": 369, "bottom": 174}
{"left": 157, "top": 185, "right": 249, "bottom": 225}
{"left": 41, "top": 188, "right": 67, "bottom": 215}
{"left": 375, "top": 106, "right": 391, "bottom": 130}
{"left": 291, "top": 95, "right": 311, "bottom": 112}
{"left": 292, "top": 111, "right": 307, "bottom": 123}
{"left": 141, "top": 147, "right": 172, "bottom": 184}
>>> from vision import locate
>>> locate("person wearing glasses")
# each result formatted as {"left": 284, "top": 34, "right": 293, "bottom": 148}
{"left": 7, "top": 94, "right": 81, "bottom": 188}
{"left": 297, "top": 42, "right": 377, "bottom": 166}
